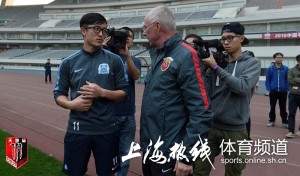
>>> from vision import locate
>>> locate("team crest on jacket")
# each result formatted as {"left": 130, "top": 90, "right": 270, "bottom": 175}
{"left": 161, "top": 57, "right": 173, "bottom": 71}
{"left": 98, "top": 63, "right": 110, "bottom": 74}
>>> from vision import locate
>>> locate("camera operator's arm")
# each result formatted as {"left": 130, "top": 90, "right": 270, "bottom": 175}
{"left": 102, "top": 36, "right": 111, "bottom": 49}
{"left": 119, "top": 45, "right": 141, "bottom": 80}
{"left": 203, "top": 52, "right": 261, "bottom": 96}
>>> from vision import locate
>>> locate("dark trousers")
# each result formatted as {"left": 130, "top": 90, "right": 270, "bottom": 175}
{"left": 288, "top": 93, "right": 300, "bottom": 133}
{"left": 45, "top": 70, "right": 51, "bottom": 83}
{"left": 269, "top": 91, "right": 288, "bottom": 124}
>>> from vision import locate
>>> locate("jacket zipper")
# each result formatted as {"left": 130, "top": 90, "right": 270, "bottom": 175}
{"left": 277, "top": 69, "right": 280, "bottom": 92}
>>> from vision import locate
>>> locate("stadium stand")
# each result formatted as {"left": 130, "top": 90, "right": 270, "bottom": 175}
{"left": 0, "top": 49, "right": 34, "bottom": 59}
{"left": 186, "top": 10, "right": 218, "bottom": 21}
{"left": 49, "top": 0, "right": 139, "bottom": 5}
{"left": 22, "top": 20, "right": 48, "bottom": 28}
{"left": 1, "top": 3, "right": 300, "bottom": 176}
{"left": 39, "top": 50, "right": 78, "bottom": 59}
{"left": 55, "top": 20, "right": 77, "bottom": 27}
{"left": 49, "top": 0, "right": 77, "bottom": 5}
{"left": 1, "top": 6, "right": 44, "bottom": 28}
{"left": 173, "top": 12, "right": 192, "bottom": 22}
{"left": 68, "top": 20, "right": 80, "bottom": 27}
{"left": 0, "top": 0, "right": 300, "bottom": 73}
{"left": 0, "top": 6, "right": 29, "bottom": 19}
{"left": 0, "top": 49, "right": 78, "bottom": 60}
{"left": 126, "top": 16, "right": 145, "bottom": 25}
{"left": 108, "top": 17, "right": 131, "bottom": 26}
{"left": 14, "top": 49, "right": 51, "bottom": 59}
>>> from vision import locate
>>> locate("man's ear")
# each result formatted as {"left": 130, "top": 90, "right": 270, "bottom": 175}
{"left": 80, "top": 27, "right": 86, "bottom": 37}
{"left": 240, "top": 35, "right": 245, "bottom": 44}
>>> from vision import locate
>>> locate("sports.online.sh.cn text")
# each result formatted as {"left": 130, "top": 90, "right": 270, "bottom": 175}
{"left": 122, "top": 135, "right": 288, "bottom": 168}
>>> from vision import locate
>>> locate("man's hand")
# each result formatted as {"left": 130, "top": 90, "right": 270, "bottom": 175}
{"left": 102, "top": 36, "right": 111, "bottom": 47}
{"left": 202, "top": 51, "right": 217, "bottom": 68}
{"left": 78, "top": 81, "right": 106, "bottom": 99}
{"left": 70, "top": 95, "right": 92, "bottom": 112}
{"left": 174, "top": 161, "right": 193, "bottom": 176}
{"left": 118, "top": 44, "right": 130, "bottom": 58}
{"left": 118, "top": 43, "right": 141, "bottom": 80}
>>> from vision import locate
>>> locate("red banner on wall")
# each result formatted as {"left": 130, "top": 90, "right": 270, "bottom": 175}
{"left": 262, "top": 32, "right": 300, "bottom": 39}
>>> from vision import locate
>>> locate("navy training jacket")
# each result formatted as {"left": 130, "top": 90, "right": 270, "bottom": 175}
{"left": 140, "top": 34, "right": 213, "bottom": 164}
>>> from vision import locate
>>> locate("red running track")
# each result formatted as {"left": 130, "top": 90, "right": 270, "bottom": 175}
{"left": 0, "top": 71, "right": 299, "bottom": 176}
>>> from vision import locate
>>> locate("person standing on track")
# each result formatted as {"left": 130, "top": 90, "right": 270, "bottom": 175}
{"left": 103, "top": 26, "right": 142, "bottom": 176}
{"left": 286, "top": 54, "right": 300, "bottom": 138}
{"left": 194, "top": 22, "right": 261, "bottom": 176}
{"left": 140, "top": 5, "right": 213, "bottom": 176}
{"left": 265, "top": 52, "right": 289, "bottom": 128}
{"left": 53, "top": 12, "right": 128, "bottom": 176}
{"left": 44, "top": 58, "right": 52, "bottom": 83}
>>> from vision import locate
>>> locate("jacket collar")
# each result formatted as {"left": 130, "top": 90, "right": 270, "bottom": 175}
{"left": 81, "top": 48, "right": 101, "bottom": 57}
{"left": 149, "top": 33, "right": 182, "bottom": 58}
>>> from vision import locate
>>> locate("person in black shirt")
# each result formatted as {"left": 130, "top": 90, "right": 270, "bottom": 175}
{"left": 53, "top": 13, "right": 128, "bottom": 176}
{"left": 44, "top": 58, "right": 52, "bottom": 83}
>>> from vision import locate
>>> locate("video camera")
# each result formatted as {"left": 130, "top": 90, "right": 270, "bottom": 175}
{"left": 106, "top": 27, "right": 129, "bottom": 53}
{"left": 193, "top": 39, "right": 228, "bottom": 68}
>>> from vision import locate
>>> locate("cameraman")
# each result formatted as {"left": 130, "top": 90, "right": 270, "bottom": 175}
{"left": 194, "top": 22, "right": 261, "bottom": 176}
{"left": 104, "top": 27, "right": 141, "bottom": 176}
{"left": 184, "top": 33, "right": 203, "bottom": 49}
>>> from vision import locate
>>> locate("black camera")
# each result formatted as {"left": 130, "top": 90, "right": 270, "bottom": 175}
{"left": 107, "top": 27, "right": 129, "bottom": 53}
{"left": 194, "top": 39, "right": 228, "bottom": 68}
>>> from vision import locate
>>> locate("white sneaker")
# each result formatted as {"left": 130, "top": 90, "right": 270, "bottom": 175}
{"left": 295, "top": 131, "right": 300, "bottom": 136}
{"left": 267, "top": 122, "right": 275, "bottom": 127}
{"left": 286, "top": 132, "right": 295, "bottom": 138}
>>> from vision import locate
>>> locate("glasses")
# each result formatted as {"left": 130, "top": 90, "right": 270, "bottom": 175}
{"left": 142, "top": 22, "right": 157, "bottom": 31}
{"left": 220, "top": 35, "right": 240, "bottom": 44}
{"left": 85, "top": 26, "right": 109, "bottom": 35}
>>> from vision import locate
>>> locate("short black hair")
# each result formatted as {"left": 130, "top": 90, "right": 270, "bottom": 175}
{"left": 184, "top": 33, "right": 202, "bottom": 41}
{"left": 184, "top": 33, "right": 203, "bottom": 47}
{"left": 221, "top": 22, "right": 249, "bottom": 45}
{"left": 296, "top": 54, "right": 300, "bottom": 61}
{"left": 80, "top": 13, "right": 107, "bottom": 28}
{"left": 273, "top": 52, "right": 284, "bottom": 58}
{"left": 120, "top": 26, "right": 134, "bottom": 39}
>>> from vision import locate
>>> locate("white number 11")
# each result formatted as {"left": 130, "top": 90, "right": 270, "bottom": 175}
{"left": 73, "top": 122, "right": 79, "bottom": 131}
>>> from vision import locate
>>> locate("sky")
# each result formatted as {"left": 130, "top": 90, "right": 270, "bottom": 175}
{"left": 2, "top": 0, "right": 55, "bottom": 6}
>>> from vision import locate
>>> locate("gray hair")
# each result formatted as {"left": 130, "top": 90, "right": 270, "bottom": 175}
{"left": 147, "top": 6, "right": 176, "bottom": 31}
